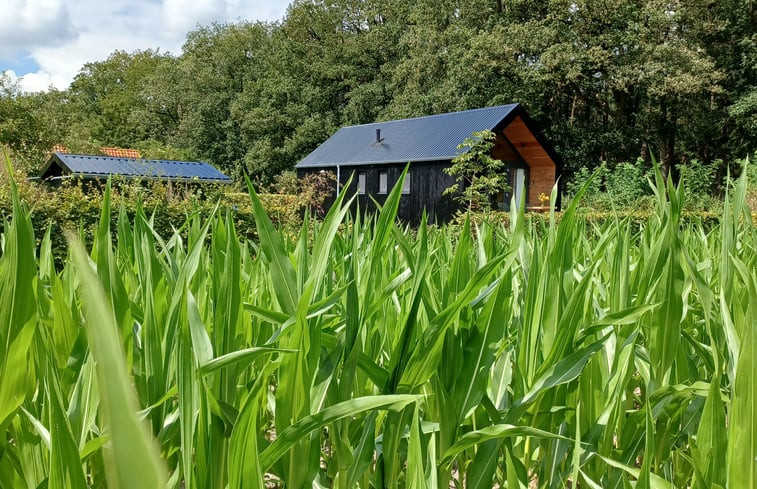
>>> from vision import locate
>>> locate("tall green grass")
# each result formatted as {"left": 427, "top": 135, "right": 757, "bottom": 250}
{"left": 0, "top": 150, "right": 755, "bottom": 488}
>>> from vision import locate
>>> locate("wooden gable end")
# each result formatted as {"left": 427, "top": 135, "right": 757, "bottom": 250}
{"left": 502, "top": 116, "right": 558, "bottom": 207}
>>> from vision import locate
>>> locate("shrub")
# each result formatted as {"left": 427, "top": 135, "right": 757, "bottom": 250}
{"left": 298, "top": 170, "right": 337, "bottom": 216}
{"left": 271, "top": 170, "right": 300, "bottom": 194}
{"left": 564, "top": 163, "right": 608, "bottom": 207}
{"left": 443, "top": 130, "right": 509, "bottom": 212}
{"left": 605, "top": 160, "right": 649, "bottom": 207}
{"left": 271, "top": 169, "right": 336, "bottom": 217}
{"left": 677, "top": 158, "right": 719, "bottom": 210}
{"left": 455, "top": 208, "right": 726, "bottom": 235}
{"left": 565, "top": 161, "right": 652, "bottom": 210}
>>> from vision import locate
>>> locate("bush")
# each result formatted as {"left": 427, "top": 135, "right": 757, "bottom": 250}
{"left": 456, "top": 209, "right": 726, "bottom": 234}
{"left": 677, "top": 158, "right": 718, "bottom": 196}
{"left": 565, "top": 160, "right": 651, "bottom": 210}
{"left": 271, "top": 169, "right": 336, "bottom": 217}
{"left": 564, "top": 158, "right": 744, "bottom": 213}
{"left": 565, "top": 163, "right": 608, "bottom": 204}
{"left": 443, "top": 130, "right": 509, "bottom": 212}
{"left": 677, "top": 158, "right": 719, "bottom": 210}
{"left": 605, "top": 161, "right": 648, "bottom": 208}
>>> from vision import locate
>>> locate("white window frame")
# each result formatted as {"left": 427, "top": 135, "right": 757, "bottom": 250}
{"left": 358, "top": 172, "right": 366, "bottom": 194}
{"left": 401, "top": 171, "right": 410, "bottom": 194}
{"left": 379, "top": 171, "right": 388, "bottom": 194}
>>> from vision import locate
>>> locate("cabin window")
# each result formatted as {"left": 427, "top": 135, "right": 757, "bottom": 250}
{"left": 512, "top": 168, "right": 526, "bottom": 208}
{"left": 402, "top": 171, "right": 410, "bottom": 194}
{"left": 358, "top": 172, "right": 366, "bottom": 194}
{"left": 379, "top": 171, "right": 388, "bottom": 194}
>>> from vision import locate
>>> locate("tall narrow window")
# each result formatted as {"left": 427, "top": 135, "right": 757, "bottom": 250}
{"left": 379, "top": 171, "right": 388, "bottom": 194}
{"left": 513, "top": 168, "right": 526, "bottom": 209}
{"left": 402, "top": 171, "right": 410, "bottom": 194}
{"left": 358, "top": 172, "right": 366, "bottom": 194}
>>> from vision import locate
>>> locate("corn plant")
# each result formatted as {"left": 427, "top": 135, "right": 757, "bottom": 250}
{"left": 0, "top": 149, "right": 754, "bottom": 488}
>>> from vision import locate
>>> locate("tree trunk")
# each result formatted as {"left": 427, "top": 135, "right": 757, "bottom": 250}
{"left": 658, "top": 98, "right": 677, "bottom": 179}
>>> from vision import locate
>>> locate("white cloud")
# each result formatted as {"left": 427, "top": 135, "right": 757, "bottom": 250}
{"left": 1, "top": 0, "right": 288, "bottom": 92}
{"left": 0, "top": 0, "right": 76, "bottom": 55}
{"left": 2, "top": 69, "right": 62, "bottom": 93}
{"left": 21, "top": 71, "right": 68, "bottom": 93}
{"left": 162, "top": 0, "right": 226, "bottom": 37}
{"left": 161, "top": 0, "right": 285, "bottom": 38}
{"left": 2, "top": 70, "right": 21, "bottom": 87}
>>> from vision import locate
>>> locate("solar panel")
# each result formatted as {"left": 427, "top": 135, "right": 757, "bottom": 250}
{"left": 46, "top": 154, "right": 232, "bottom": 183}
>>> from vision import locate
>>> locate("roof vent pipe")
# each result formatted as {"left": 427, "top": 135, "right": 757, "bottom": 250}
{"left": 376, "top": 128, "right": 381, "bottom": 143}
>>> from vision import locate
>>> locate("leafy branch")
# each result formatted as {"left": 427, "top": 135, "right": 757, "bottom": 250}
{"left": 443, "top": 129, "right": 509, "bottom": 212}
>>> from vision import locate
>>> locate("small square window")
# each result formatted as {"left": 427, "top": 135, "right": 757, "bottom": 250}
{"left": 401, "top": 172, "right": 410, "bottom": 194}
{"left": 358, "top": 173, "right": 366, "bottom": 194}
{"left": 379, "top": 171, "right": 388, "bottom": 194}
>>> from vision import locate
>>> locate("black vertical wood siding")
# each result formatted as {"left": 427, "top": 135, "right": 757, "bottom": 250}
{"left": 299, "top": 161, "right": 459, "bottom": 224}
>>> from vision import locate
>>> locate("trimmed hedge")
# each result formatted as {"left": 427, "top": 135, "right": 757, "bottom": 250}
{"left": 0, "top": 172, "right": 307, "bottom": 265}
{"left": 451, "top": 208, "right": 752, "bottom": 236}
{"left": 3, "top": 167, "right": 754, "bottom": 267}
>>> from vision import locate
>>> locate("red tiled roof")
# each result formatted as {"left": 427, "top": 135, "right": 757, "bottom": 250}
{"left": 100, "top": 147, "right": 142, "bottom": 158}
{"left": 51, "top": 144, "right": 69, "bottom": 154}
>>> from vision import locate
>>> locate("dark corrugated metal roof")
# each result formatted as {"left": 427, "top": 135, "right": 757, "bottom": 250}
{"left": 43, "top": 153, "right": 232, "bottom": 183}
{"left": 296, "top": 104, "right": 520, "bottom": 169}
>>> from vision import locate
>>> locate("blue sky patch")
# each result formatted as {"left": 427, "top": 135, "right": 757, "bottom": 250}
{"left": 0, "top": 54, "right": 40, "bottom": 76}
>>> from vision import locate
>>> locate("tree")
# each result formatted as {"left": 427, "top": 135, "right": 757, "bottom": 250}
{"left": 429, "top": 1, "right": 732, "bottom": 176}
{"left": 232, "top": 0, "right": 405, "bottom": 183}
{"left": 0, "top": 72, "right": 86, "bottom": 172}
{"left": 3, "top": 0, "right": 754, "bottom": 185}
{"left": 172, "top": 22, "right": 273, "bottom": 179}
{"left": 68, "top": 49, "right": 178, "bottom": 147}
{"left": 443, "top": 130, "right": 509, "bottom": 212}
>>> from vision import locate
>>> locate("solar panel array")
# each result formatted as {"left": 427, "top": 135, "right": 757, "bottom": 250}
{"left": 47, "top": 153, "right": 232, "bottom": 183}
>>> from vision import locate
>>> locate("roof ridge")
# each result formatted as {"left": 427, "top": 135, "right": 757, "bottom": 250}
{"left": 62, "top": 154, "right": 203, "bottom": 164}
{"left": 340, "top": 104, "right": 519, "bottom": 129}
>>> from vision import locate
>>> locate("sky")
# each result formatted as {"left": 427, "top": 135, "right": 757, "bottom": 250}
{"left": 0, "top": 0, "right": 289, "bottom": 93}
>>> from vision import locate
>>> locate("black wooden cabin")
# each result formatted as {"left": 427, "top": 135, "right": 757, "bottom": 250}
{"left": 295, "top": 104, "right": 562, "bottom": 223}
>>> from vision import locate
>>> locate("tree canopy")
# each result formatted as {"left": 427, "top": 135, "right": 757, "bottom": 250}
{"left": 1, "top": 0, "right": 755, "bottom": 183}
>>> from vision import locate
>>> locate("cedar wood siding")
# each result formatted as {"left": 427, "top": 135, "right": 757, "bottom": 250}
{"left": 501, "top": 116, "right": 557, "bottom": 207}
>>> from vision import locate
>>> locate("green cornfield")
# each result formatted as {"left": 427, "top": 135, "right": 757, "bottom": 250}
{"left": 0, "top": 152, "right": 754, "bottom": 489}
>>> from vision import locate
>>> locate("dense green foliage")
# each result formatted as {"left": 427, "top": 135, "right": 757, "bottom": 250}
{"left": 0, "top": 159, "right": 337, "bottom": 264}
{"left": 1, "top": 150, "right": 755, "bottom": 487}
{"left": 0, "top": 167, "right": 318, "bottom": 267}
{"left": 1, "top": 0, "right": 755, "bottom": 184}
{"left": 564, "top": 156, "right": 757, "bottom": 213}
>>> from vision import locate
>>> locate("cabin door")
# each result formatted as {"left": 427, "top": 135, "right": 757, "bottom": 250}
{"left": 513, "top": 168, "right": 526, "bottom": 208}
